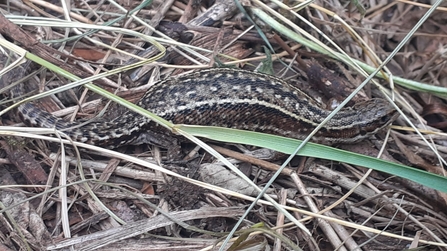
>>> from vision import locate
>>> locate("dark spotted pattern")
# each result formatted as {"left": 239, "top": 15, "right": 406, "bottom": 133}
{"left": 10, "top": 67, "right": 399, "bottom": 147}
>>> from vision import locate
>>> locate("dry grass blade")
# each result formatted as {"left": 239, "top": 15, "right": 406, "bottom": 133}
{"left": 0, "top": 0, "right": 446, "bottom": 250}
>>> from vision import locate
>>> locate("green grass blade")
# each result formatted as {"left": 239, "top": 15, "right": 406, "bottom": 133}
{"left": 177, "top": 125, "right": 447, "bottom": 193}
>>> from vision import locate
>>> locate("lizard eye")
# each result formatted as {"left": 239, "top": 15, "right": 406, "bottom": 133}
{"left": 359, "top": 129, "right": 367, "bottom": 136}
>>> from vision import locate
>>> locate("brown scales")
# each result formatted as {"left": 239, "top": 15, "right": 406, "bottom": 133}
{"left": 9, "top": 67, "right": 399, "bottom": 148}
